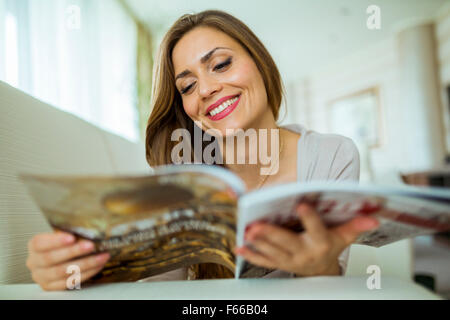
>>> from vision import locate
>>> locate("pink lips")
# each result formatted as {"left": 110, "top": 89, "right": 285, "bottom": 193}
{"left": 206, "top": 94, "right": 241, "bottom": 121}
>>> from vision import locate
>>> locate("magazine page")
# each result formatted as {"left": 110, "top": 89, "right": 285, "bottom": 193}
{"left": 235, "top": 182, "right": 450, "bottom": 278}
{"left": 20, "top": 164, "right": 246, "bottom": 283}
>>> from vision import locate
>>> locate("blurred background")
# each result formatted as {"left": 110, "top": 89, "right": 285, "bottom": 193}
{"left": 0, "top": 0, "right": 449, "bottom": 297}
{"left": 1, "top": 0, "right": 449, "bottom": 183}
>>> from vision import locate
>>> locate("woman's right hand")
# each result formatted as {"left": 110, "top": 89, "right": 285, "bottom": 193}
{"left": 26, "top": 231, "right": 110, "bottom": 291}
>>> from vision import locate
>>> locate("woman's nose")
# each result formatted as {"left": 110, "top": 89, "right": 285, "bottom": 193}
{"left": 198, "top": 76, "right": 222, "bottom": 99}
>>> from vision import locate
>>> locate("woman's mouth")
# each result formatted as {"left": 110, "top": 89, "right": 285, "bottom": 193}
{"left": 206, "top": 94, "right": 241, "bottom": 121}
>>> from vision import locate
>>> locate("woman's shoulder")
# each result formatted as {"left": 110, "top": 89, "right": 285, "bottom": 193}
{"left": 282, "top": 123, "right": 358, "bottom": 155}
{"left": 281, "top": 124, "right": 360, "bottom": 181}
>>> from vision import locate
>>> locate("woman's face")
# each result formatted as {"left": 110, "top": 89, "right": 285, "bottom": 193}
{"left": 172, "top": 26, "right": 269, "bottom": 136}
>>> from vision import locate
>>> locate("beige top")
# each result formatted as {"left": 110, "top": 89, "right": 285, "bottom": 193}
{"left": 139, "top": 124, "right": 360, "bottom": 282}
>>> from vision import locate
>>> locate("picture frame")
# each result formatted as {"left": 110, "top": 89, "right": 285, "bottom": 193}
{"left": 327, "top": 87, "right": 383, "bottom": 149}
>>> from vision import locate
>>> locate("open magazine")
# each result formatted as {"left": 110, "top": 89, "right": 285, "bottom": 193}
{"left": 20, "top": 164, "right": 450, "bottom": 282}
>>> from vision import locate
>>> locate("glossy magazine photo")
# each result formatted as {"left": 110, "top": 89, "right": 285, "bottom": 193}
{"left": 19, "top": 164, "right": 450, "bottom": 282}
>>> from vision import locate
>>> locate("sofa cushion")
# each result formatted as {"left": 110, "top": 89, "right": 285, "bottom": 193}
{"left": 0, "top": 81, "right": 150, "bottom": 283}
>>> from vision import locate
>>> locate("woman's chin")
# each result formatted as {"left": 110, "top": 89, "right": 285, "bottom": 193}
{"left": 203, "top": 120, "right": 251, "bottom": 138}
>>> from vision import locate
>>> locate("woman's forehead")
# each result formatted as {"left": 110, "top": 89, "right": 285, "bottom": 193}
{"left": 172, "top": 27, "right": 239, "bottom": 69}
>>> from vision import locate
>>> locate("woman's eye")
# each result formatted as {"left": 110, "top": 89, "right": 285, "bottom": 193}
{"left": 213, "top": 57, "right": 232, "bottom": 71}
{"left": 181, "top": 82, "right": 195, "bottom": 94}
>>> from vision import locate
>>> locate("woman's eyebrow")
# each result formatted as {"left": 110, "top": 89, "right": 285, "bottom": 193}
{"left": 175, "top": 47, "right": 231, "bottom": 81}
{"left": 200, "top": 46, "right": 230, "bottom": 63}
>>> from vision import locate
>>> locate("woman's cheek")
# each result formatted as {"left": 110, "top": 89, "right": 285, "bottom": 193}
{"left": 235, "top": 60, "right": 259, "bottom": 87}
{"left": 182, "top": 100, "right": 198, "bottom": 119}
{"left": 227, "top": 60, "right": 255, "bottom": 85}
{"left": 235, "top": 61, "right": 267, "bottom": 105}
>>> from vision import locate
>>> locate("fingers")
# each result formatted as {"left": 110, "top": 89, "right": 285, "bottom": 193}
{"left": 245, "top": 223, "right": 299, "bottom": 254}
{"left": 236, "top": 204, "right": 379, "bottom": 275}
{"left": 296, "top": 203, "right": 328, "bottom": 243}
{"left": 245, "top": 238, "right": 292, "bottom": 264}
{"left": 27, "top": 231, "right": 110, "bottom": 291}
{"left": 29, "top": 240, "right": 96, "bottom": 268}
{"left": 28, "top": 232, "right": 75, "bottom": 253}
{"left": 40, "top": 265, "right": 105, "bottom": 291}
{"left": 234, "top": 246, "right": 277, "bottom": 270}
{"left": 33, "top": 252, "right": 110, "bottom": 283}
{"left": 332, "top": 216, "right": 379, "bottom": 248}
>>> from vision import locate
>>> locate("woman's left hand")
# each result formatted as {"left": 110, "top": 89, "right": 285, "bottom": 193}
{"left": 234, "top": 203, "right": 379, "bottom": 276}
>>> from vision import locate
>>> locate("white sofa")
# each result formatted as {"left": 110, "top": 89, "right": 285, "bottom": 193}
{"left": 0, "top": 81, "right": 151, "bottom": 283}
{"left": 0, "top": 81, "right": 412, "bottom": 285}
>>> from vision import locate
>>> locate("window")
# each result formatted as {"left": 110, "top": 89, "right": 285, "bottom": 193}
{"left": 0, "top": 0, "right": 139, "bottom": 142}
{"left": 4, "top": 12, "right": 18, "bottom": 87}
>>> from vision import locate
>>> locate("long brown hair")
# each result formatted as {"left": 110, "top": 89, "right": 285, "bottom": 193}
{"left": 145, "top": 10, "right": 284, "bottom": 279}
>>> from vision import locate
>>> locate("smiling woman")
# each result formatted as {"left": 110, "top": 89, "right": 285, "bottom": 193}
{"left": 141, "top": 10, "right": 377, "bottom": 281}
{"left": 172, "top": 27, "right": 271, "bottom": 134}
{"left": 146, "top": 10, "right": 283, "bottom": 166}
{"left": 145, "top": 10, "right": 290, "bottom": 279}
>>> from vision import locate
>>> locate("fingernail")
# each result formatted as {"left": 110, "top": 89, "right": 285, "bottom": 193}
{"left": 96, "top": 253, "right": 110, "bottom": 262}
{"left": 80, "top": 241, "right": 94, "bottom": 251}
{"left": 247, "top": 232, "right": 257, "bottom": 241}
{"left": 245, "top": 228, "right": 257, "bottom": 241}
{"left": 367, "top": 219, "right": 379, "bottom": 229}
{"left": 361, "top": 218, "right": 379, "bottom": 230}
{"left": 63, "top": 234, "right": 75, "bottom": 244}
{"left": 297, "top": 204, "right": 308, "bottom": 214}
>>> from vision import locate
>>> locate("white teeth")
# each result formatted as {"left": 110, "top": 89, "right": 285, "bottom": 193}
{"left": 209, "top": 96, "right": 239, "bottom": 116}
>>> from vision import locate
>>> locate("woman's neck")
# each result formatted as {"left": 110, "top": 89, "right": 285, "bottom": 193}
{"left": 218, "top": 111, "right": 290, "bottom": 190}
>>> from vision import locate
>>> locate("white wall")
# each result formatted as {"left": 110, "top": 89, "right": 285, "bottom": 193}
{"left": 284, "top": 36, "right": 403, "bottom": 185}
{"left": 284, "top": 5, "right": 450, "bottom": 185}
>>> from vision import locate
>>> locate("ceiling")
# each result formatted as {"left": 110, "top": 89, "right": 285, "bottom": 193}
{"left": 125, "top": 0, "right": 448, "bottom": 83}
